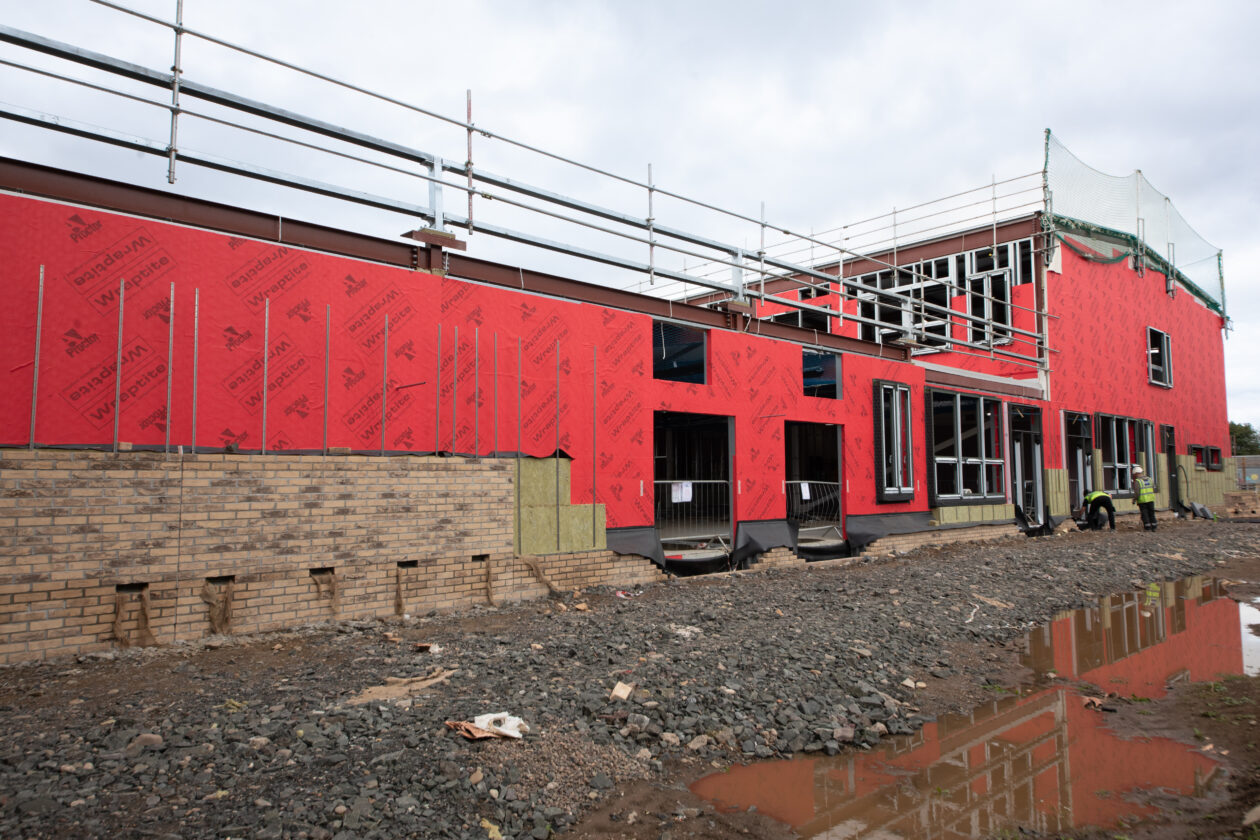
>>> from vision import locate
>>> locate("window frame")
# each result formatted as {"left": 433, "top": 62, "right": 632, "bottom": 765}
{"left": 1135, "top": 419, "right": 1158, "bottom": 491}
{"left": 1147, "top": 327, "right": 1173, "bottom": 387}
{"left": 1097, "top": 413, "right": 1141, "bottom": 497}
{"left": 1190, "top": 444, "right": 1207, "bottom": 470}
{"left": 874, "top": 380, "right": 914, "bottom": 502}
{"left": 853, "top": 238, "right": 1033, "bottom": 350}
{"left": 928, "top": 389, "right": 1006, "bottom": 505}
{"left": 1206, "top": 446, "right": 1223, "bottom": 471}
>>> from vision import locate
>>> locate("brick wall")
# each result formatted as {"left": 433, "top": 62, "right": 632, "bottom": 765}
{"left": 0, "top": 450, "right": 661, "bottom": 663}
{"left": 753, "top": 546, "right": 805, "bottom": 569}
{"left": 864, "top": 523, "right": 1022, "bottom": 556}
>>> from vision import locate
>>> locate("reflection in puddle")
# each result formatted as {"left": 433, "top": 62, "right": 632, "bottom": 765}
{"left": 1240, "top": 598, "right": 1260, "bottom": 676}
{"left": 691, "top": 577, "right": 1241, "bottom": 839}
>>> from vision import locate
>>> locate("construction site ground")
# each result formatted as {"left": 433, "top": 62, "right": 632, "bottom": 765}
{"left": 3, "top": 518, "right": 1260, "bottom": 840}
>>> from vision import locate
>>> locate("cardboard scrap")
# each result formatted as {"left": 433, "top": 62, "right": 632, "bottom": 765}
{"left": 346, "top": 667, "right": 457, "bottom": 705}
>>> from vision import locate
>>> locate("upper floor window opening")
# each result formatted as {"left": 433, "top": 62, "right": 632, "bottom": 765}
{"left": 652, "top": 321, "right": 707, "bottom": 384}
{"left": 1148, "top": 327, "right": 1173, "bottom": 387}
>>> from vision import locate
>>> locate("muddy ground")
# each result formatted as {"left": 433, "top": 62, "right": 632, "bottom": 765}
{"left": 2, "top": 518, "right": 1260, "bottom": 839}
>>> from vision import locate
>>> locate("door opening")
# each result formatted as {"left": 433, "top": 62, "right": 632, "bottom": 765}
{"left": 653, "top": 411, "right": 733, "bottom": 558}
{"left": 785, "top": 421, "right": 844, "bottom": 545}
{"left": 1009, "top": 405, "right": 1044, "bottom": 526}
{"left": 1065, "top": 411, "right": 1093, "bottom": 511}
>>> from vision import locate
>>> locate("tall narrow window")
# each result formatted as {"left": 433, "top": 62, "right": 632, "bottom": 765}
{"left": 1147, "top": 328, "right": 1173, "bottom": 387}
{"left": 875, "top": 381, "right": 913, "bottom": 501}
{"left": 966, "top": 270, "right": 1012, "bottom": 345}
{"left": 1135, "top": 420, "right": 1158, "bottom": 490}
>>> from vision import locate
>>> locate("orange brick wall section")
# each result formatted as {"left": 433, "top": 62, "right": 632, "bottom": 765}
{"left": 0, "top": 449, "right": 663, "bottom": 663}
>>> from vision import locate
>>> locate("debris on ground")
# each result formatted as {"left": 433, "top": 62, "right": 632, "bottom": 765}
{"left": 446, "top": 713, "right": 530, "bottom": 741}
{"left": 346, "top": 667, "right": 457, "bottom": 705}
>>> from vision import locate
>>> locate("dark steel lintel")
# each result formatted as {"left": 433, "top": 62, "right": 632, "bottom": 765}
{"left": 0, "top": 156, "right": 418, "bottom": 267}
{"left": 922, "top": 367, "right": 1043, "bottom": 400}
{"left": 0, "top": 155, "right": 905, "bottom": 362}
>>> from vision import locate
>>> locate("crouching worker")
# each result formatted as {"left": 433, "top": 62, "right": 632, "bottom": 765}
{"left": 1077, "top": 489, "right": 1116, "bottom": 531}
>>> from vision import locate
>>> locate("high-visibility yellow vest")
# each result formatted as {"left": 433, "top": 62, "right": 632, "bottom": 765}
{"left": 1135, "top": 475, "right": 1155, "bottom": 504}
{"left": 1084, "top": 490, "right": 1110, "bottom": 504}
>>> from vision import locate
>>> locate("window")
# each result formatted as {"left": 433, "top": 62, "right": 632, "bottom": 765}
{"left": 1135, "top": 420, "right": 1158, "bottom": 490}
{"left": 652, "top": 322, "right": 706, "bottom": 383}
{"left": 853, "top": 239, "right": 1032, "bottom": 349}
{"left": 930, "top": 390, "right": 1004, "bottom": 502}
{"left": 1148, "top": 328, "right": 1173, "bottom": 387}
{"left": 1207, "top": 446, "right": 1223, "bottom": 471}
{"left": 856, "top": 259, "right": 954, "bottom": 348}
{"left": 1190, "top": 444, "right": 1206, "bottom": 470}
{"left": 875, "top": 381, "right": 914, "bottom": 501}
{"left": 1097, "top": 414, "right": 1137, "bottom": 494}
{"left": 803, "top": 349, "right": 840, "bottom": 399}
{"left": 769, "top": 305, "right": 832, "bottom": 332}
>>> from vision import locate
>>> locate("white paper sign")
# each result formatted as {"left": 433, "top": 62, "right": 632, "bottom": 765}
{"left": 801, "top": 482, "right": 811, "bottom": 501}
{"left": 671, "top": 481, "right": 693, "bottom": 503}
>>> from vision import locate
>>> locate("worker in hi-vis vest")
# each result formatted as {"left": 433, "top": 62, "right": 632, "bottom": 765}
{"left": 1077, "top": 489, "right": 1115, "bottom": 531}
{"left": 1134, "top": 465, "right": 1157, "bottom": 531}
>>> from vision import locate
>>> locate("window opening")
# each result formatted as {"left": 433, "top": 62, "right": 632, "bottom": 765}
{"left": 802, "top": 349, "right": 840, "bottom": 399}
{"left": 852, "top": 238, "right": 1031, "bottom": 349}
{"left": 1190, "top": 444, "right": 1206, "bottom": 470}
{"left": 875, "top": 381, "right": 913, "bottom": 501}
{"left": 1207, "top": 446, "right": 1223, "bottom": 471}
{"left": 652, "top": 321, "right": 706, "bottom": 384}
{"left": 1147, "top": 327, "right": 1173, "bottom": 387}
{"left": 1135, "top": 420, "right": 1158, "bottom": 490}
{"left": 1098, "top": 414, "right": 1137, "bottom": 494}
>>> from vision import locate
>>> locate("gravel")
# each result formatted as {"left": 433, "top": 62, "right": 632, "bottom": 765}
{"left": 1, "top": 519, "right": 1257, "bottom": 839}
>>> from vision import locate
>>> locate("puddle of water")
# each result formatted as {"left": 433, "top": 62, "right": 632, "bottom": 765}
{"left": 691, "top": 576, "right": 1242, "bottom": 839}
{"left": 1241, "top": 598, "right": 1260, "bottom": 676}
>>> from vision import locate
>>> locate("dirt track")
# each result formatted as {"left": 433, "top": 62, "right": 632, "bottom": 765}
{"left": 2, "top": 518, "right": 1258, "bottom": 840}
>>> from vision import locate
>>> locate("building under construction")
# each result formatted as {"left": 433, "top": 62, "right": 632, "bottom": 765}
{"left": 0, "top": 10, "right": 1234, "bottom": 661}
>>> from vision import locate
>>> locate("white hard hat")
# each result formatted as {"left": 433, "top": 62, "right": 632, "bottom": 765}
{"left": 1132, "top": 465, "right": 1144, "bottom": 475}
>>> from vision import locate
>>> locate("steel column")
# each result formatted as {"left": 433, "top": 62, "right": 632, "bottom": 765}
{"left": 28, "top": 265, "right": 44, "bottom": 449}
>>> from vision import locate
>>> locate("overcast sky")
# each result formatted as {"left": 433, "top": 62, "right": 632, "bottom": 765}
{"left": 2, "top": 0, "right": 1257, "bottom": 427}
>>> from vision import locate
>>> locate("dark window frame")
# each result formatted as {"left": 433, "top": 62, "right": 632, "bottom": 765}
{"left": 873, "top": 379, "right": 914, "bottom": 503}
{"left": 1206, "top": 446, "right": 1223, "bottom": 471}
{"left": 1190, "top": 444, "right": 1207, "bottom": 470}
{"left": 1147, "top": 327, "right": 1173, "bottom": 387}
